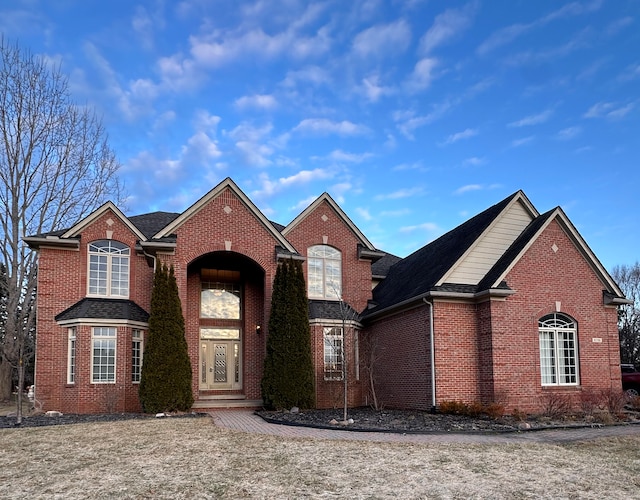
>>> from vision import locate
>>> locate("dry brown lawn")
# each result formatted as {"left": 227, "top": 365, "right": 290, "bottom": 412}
{"left": 1, "top": 417, "right": 639, "bottom": 499}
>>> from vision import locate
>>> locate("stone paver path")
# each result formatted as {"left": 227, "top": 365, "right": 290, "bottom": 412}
{"left": 210, "top": 410, "right": 640, "bottom": 444}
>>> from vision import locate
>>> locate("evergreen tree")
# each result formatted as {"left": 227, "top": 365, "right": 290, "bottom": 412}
{"left": 261, "top": 259, "right": 315, "bottom": 409}
{"left": 139, "top": 263, "right": 194, "bottom": 413}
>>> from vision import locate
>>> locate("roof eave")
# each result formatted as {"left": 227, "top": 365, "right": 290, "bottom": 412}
{"left": 23, "top": 236, "right": 80, "bottom": 250}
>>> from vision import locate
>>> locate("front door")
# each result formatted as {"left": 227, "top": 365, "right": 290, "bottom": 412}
{"left": 200, "top": 328, "right": 242, "bottom": 390}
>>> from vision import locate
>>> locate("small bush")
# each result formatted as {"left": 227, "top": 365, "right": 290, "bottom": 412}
{"left": 599, "top": 388, "right": 626, "bottom": 416}
{"left": 579, "top": 390, "right": 602, "bottom": 417}
{"left": 511, "top": 408, "right": 528, "bottom": 422}
{"left": 539, "top": 392, "right": 572, "bottom": 419}
{"left": 438, "top": 400, "right": 467, "bottom": 415}
{"left": 627, "top": 394, "right": 640, "bottom": 410}
{"left": 484, "top": 403, "right": 505, "bottom": 419}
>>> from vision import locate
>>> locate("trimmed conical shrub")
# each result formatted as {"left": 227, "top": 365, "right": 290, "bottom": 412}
{"left": 261, "top": 258, "right": 315, "bottom": 409}
{"left": 139, "top": 263, "right": 194, "bottom": 413}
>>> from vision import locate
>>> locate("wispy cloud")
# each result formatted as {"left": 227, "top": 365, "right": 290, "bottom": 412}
{"left": 419, "top": 1, "right": 477, "bottom": 54}
{"left": 359, "top": 74, "right": 394, "bottom": 102}
{"left": 234, "top": 94, "right": 277, "bottom": 111}
{"left": 399, "top": 222, "right": 440, "bottom": 233}
{"left": 355, "top": 207, "right": 373, "bottom": 221}
{"left": 442, "top": 128, "right": 478, "bottom": 145}
{"left": 508, "top": 109, "right": 554, "bottom": 127}
{"left": 477, "top": 0, "right": 603, "bottom": 55}
{"left": 405, "top": 57, "right": 438, "bottom": 92}
{"left": 511, "top": 136, "right": 535, "bottom": 147}
{"left": 293, "top": 118, "right": 370, "bottom": 136}
{"left": 251, "top": 168, "right": 335, "bottom": 200}
{"left": 583, "top": 101, "right": 635, "bottom": 119}
{"left": 619, "top": 63, "right": 640, "bottom": 82}
{"left": 352, "top": 19, "right": 412, "bottom": 58}
{"left": 556, "top": 126, "right": 581, "bottom": 140}
{"left": 374, "top": 187, "right": 423, "bottom": 200}
{"left": 454, "top": 184, "right": 482, "bottom": 195}
{"left": 325, "top": 149, "right": 373, "bottom": 163}
{"left": 463, "top": 157, "right": 486, "bottom": 166}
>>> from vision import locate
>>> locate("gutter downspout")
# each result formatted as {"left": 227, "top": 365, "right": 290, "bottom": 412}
{"left": 422, "top": 297, "right": 436, "bottom": 411}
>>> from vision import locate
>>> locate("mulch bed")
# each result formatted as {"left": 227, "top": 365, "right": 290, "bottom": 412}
{"left": 0, "top": 412, "right": 207, "bottom": 429}
{"left": 256, "top": 406, "right": 640, "bottom": 434}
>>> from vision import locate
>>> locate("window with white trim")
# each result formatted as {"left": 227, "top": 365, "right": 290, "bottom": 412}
{"left": 308, "top": 245, "right": 342, "bottom": 299}
{"left": 323, "top": 327, "right": 344, "bottom": 381}
{"left": 539, "top": 313, "right": 579, "bottom": 386}
{"left": 92, "top": 327, "right": 116, "bottom": 383}
{"left": 67, "top": 327, "right": 77, "bottom": 384}
{"left": 132, "top": 329, "right": 143, "bottom": 383}
{"left": 88, "top": 240, "right": 130, "bottom": 297}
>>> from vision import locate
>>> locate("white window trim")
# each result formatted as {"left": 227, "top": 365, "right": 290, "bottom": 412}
{"left": 308, "top": 245, "right": 342, "bottom": 300}
{"left": 87, "top": 240, "right": 130, "bottom": 298}
{"left": 67, "top": 327, "right": 77, "bottom": 384}
{"left": 539, "top": 313, "right": 579, "bottom": 387}
{"left": 91, "top": 327, "right": 117, "bottom": 384}
{"left": 132, "top": 329, "right": 144, "bottom": 384}
{"left": 323, "top": 326, "right": 344, "bottom": 381}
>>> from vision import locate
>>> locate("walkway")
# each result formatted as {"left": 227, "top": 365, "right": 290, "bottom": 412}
{"left": 210, "top": 410, "right": 640, "bottom": 444}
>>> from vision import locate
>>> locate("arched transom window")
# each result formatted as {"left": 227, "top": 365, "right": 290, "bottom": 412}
{"left": 88, "top": 240, "right": 130, "bottom": 297}
{"left": 538, "top": 313, "right": 579, "bottom": 386}
{"left": 308, "top": 245, "right": 342, "bottom": 299}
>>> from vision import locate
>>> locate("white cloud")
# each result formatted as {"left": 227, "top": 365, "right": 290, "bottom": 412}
{"left": 556, "top": 126, "right": 581, "bottom": 140}
{"left": 355, "top": 207, "right": 373, "bottom": 221}
{"left": 251, "top": 168, "right": 335, "bottom": 200}
{"left": 374, "top": 187, "right": 423, "bottom": 200}
{"left": 442, "top": 128, "right": 478, "bottom": 145}
{"left": 419, "top": 1, "right": 477, "bottom": 54}
{"left": 463, "top": 157, "right": 486, "bottom": 166}
{"left": 454, "top": 184, "right": 482, "bottom": 195}
{"left": 234, "top": 94, "right": 277, "bottom": 111}
{"left": 583, "top": 101, "right": 635, "bottom": 119}
{"left": 508, "top": 109, "right": 554, "bottom": 127}
{"left": 399, "top": 222, "right": 440, "bottom": 233}
{"left": 605, "top": 16, "right": 634, "bottom": 36}
{"left": 360, "top": 74, "right": 394, "bottom": 102}
{"left": 326, "top": 149, "right": 373, "bottom": 163}
{"left": 281, "top": 66, "right": 331, "bottom": 88}
{"left": 406, "top": 57, "right": 438, "bottom": 92}
{"left": 352, "top": 19, "right": 411, "bottom": 58}
{"left": 293, "top": 118, "right": 369, "bottom": 136}
{"left": 511, "top": 136, "right": 535, "bottom": 147}
{"left": 619, "top": 62, "right": 640, "bottom": 81}
{"left": 477, "top": 0, "right": 603, "bottom": 55}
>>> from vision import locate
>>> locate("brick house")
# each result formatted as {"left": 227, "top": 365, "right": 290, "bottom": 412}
{"left": 25, "top": 178, "right": 629, "bottom": 414}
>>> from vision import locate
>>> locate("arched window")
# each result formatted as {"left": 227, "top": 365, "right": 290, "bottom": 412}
{"left": 538, "top": 313, "right": 579, "bottom": 386}
{"left": 88, "top": 240, "right": 130, "bottom": 297}
{"left": 308, "top": 245, "right": 342, "bottom": 299}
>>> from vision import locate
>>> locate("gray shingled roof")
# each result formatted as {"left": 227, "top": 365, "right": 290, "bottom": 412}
{"left": 128, "top": 211, "right": 180, "bottom": 239}
{"left": 364, "top": 192, "right": 520, "bottom": 316}
{"left": 55, "top": 298, "right": 150, "bottom": 323}
{"left": 371, "top": 252, "right": 402, "bottom": 278}
{"left": 309, "top": 300, "right": 360, "bottom": 321}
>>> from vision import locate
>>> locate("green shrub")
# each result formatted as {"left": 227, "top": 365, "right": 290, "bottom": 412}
{"left": 139, "top": 263, "right": 194, "bottom": 413}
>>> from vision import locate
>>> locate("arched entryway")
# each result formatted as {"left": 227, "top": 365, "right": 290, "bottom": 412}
{"left": 187, "top": 252, "right": 265, "bottom": 405}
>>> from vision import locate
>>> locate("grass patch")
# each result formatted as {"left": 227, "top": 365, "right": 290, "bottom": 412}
{"left": 0, "top": 417, "right": 639, "bottom": 498}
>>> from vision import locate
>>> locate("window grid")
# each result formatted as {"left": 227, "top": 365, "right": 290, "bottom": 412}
{"left": 539, "top": 313, "right": 578, "bottom": 386}
{"left": 323, "top": 327, "right": 344, "bottom": 381}
{"left": 92, "top": 327, "right": 116, "bottom": 383}
{"left": 67, "top": 327, "right": 77, "bottom": 384}
{"left": 132, "top": 329, "right": 143, "bottom": 383}
{"left": 88, "top": 240, "right": 130, "bottom": 297}
{"left": 308, "top": 245, "right": 342, "bottom": 299}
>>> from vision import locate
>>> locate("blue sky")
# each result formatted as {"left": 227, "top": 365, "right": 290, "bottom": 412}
{"left": 2, "top": 0, "right": 639, "bottom": 269}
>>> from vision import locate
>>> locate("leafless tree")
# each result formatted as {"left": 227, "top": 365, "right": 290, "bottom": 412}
{"left": 612, "top": 263, "right": 640, "bottom": 367}
{"left": 0, "top": 38, "right": 123, "bottom": 423}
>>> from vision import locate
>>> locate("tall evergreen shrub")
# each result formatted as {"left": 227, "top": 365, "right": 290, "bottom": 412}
{"left": 139, "top": 263, "right": 194, "bottom": 413}
{"left": 261, "top": 259, "right": 315, "bottom": 409}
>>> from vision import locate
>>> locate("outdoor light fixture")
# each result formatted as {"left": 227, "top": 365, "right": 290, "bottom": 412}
{"left": 256, "top": 325, "right": 261, "bottom": 335}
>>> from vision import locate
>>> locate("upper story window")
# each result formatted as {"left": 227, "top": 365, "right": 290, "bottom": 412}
{"left": 539, "top": 313, "right": 579, "bottom": 386}
{"left": 308, "top": 245, "right": 342, "bottom": 299}
{"left": 201, "top": 282, "right": 241, "bottom": 319}
{"left": 88, "top": 240, "right": 130, "bottom": 297}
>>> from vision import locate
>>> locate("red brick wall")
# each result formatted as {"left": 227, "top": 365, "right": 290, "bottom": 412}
{"left": 488, "top": 219, "right": 622, "bottom": 413}
{"left": 365, "top": 306, "right": 432, "bottom": 410}
{"left": 34, "top": 210, "right": 154, "bottom": 413}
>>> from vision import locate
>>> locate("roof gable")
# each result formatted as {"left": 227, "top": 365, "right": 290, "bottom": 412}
{"left": 153, "top": 177, "right": 296, "bottom": 253}
{"left": 368, "top": 191, "right": 523, "bottom": 312}
{"left": 438, "top": 193, "right": 538, "bottom": 286}
{"left": 482, "top": 207, "right": 625, "bottom": 297}
{"left": 282, "top": 193, "right": 377, "bottom": 250}
{"left": 61, "top": 201, "right": 146, "bottom": 241}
